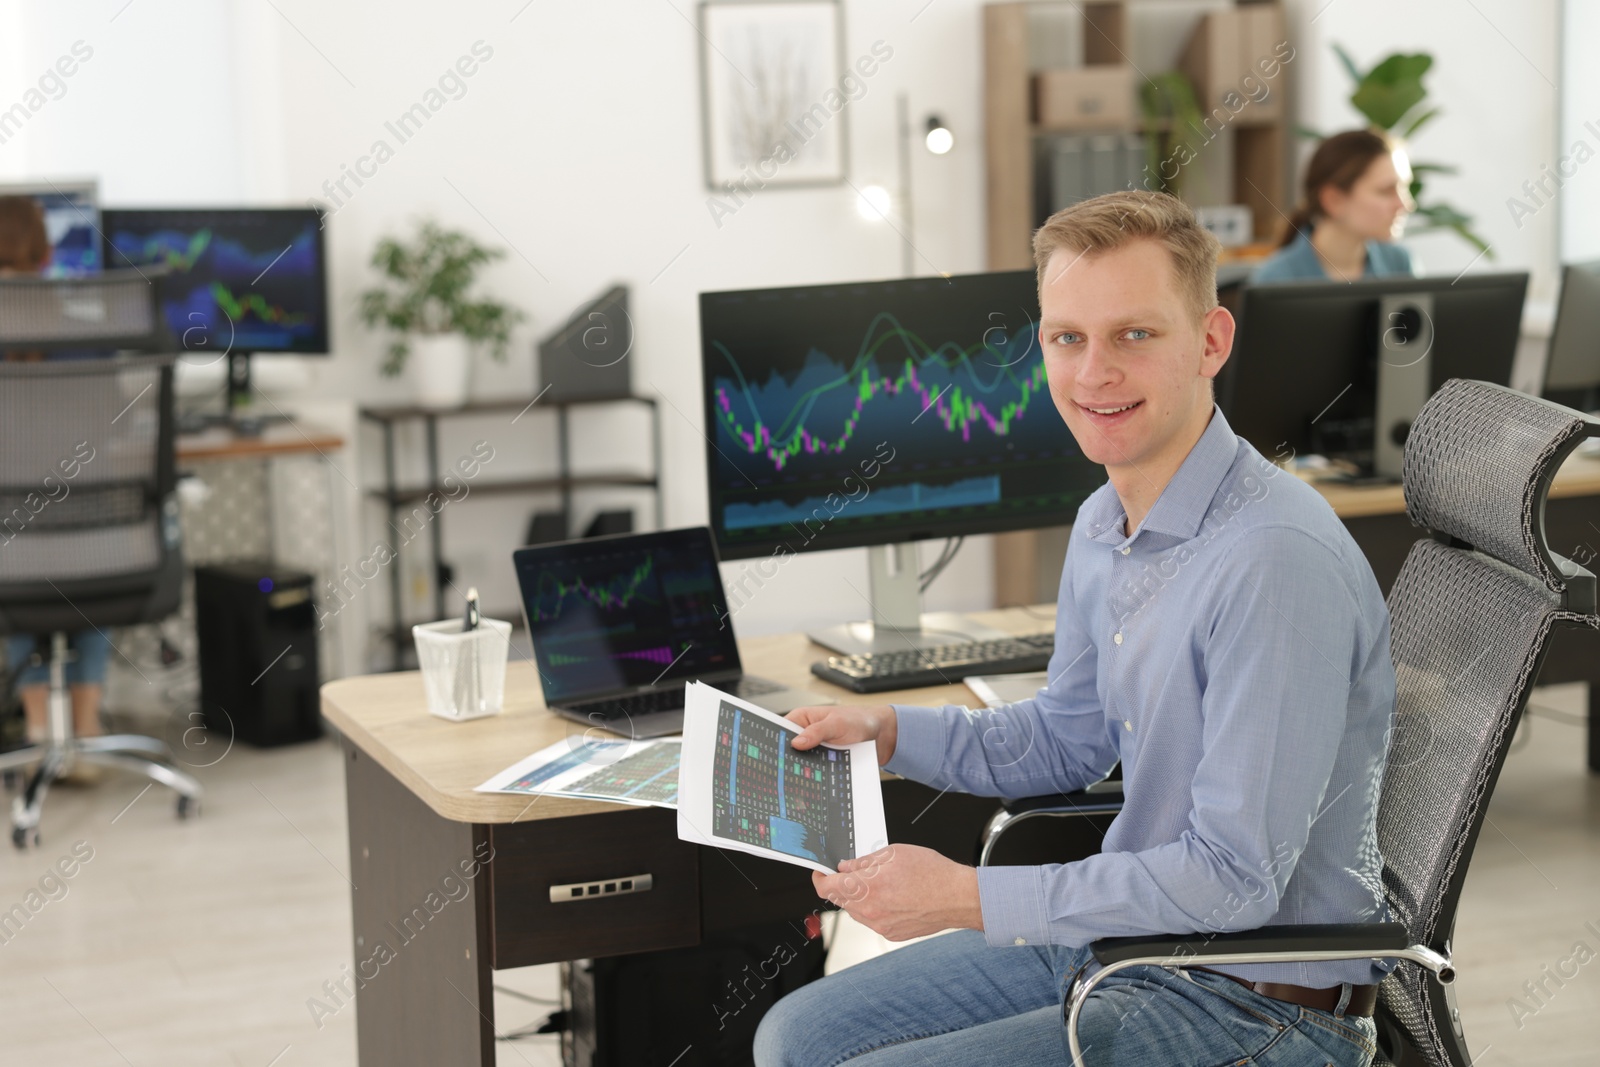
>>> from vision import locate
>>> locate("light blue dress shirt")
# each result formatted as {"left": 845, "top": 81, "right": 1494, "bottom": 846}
{"left": 1249, "top": 228, "right": 1413, "bottom": 284}
{"left": 884, "top": 405, "right": 1397, "bottom": 986}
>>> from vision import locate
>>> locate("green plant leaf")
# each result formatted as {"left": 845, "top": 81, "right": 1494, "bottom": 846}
{"left": 1408, "top": 162, "right": 1458, "bottom": 176}
{"left": 1398, "top": 105, "right": 1441, "bottom": 140}
{"left": 1137, "top": 70, "right": 1206, "bottom": 198}
{"left": 358, "top": 218, "right": 526, "bottom": 374}
{"left": 1350, "top": 53, "right": 1432, "bottom": 130}
{"left": 1294, "top": 124, "right": 1326, "bottom": 141}
{"left": 1332, "top": 42, "right": 1364, "bottom": 84}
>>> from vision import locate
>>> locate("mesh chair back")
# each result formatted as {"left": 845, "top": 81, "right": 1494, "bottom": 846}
{"left": 0, "top": 270, "right": 168, "bottom": 351}
{"left": 1376, "top": 380, "right": 1600, "bottom": 1066}
{"left": 0, "top": 358, "right": 182, "bottom": 632}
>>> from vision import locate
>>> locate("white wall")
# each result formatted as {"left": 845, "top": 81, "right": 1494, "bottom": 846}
{"left": 1559, "top": 0, "right": 1600, "bottom": 262}
{"left": 0, "top": 0, "right": 1571, "bottom": 668}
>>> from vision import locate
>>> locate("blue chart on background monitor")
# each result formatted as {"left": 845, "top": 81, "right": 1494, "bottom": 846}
{"left": 711, "top": 700, "right": 853, "bottom": 870}
{"left": 698, "top": 271, "right": 1104, "bottom": 558}
{"left": 102, "top": 209, "right": 328, "bottom": 354}
{"left": 0, "top": 183, "right": 102, "bottom": 277}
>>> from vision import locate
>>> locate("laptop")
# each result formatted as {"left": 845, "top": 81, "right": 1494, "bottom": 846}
{"left": 512, "top": 526, "right": 828, "bottom": 738}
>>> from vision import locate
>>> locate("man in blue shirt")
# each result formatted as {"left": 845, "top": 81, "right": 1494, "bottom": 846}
{"left": 755, "top": 190, "right": 1396, "bottom": 1067}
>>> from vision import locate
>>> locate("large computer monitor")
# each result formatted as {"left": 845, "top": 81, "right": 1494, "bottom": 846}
{"left": 1543, "top": 260, "right": 1600, "bottom": 412}
{"left": 0, "top": 180, "right": 101, "bottom": 277}
{"left": 101, "top": 207, "right": 329, "bottom": 425}
{"left": 699, "top": 270, "right": 1104, "bottom": 653}
{"left": 1220, "top": 272, "right": 1529, "bottom": 479}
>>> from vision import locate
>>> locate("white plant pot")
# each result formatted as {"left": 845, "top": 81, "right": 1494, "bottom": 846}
{"left": 409, "top": 334, "right": 472, "bottom": 408}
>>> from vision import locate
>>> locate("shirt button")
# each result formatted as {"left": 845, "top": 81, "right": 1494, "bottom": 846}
{"left": 1124, "top": 720, "right": 1133, "bottom": 731}
{"left": 1014, "top": 936, "right": 1027, "bottom": 946}
{"left": 1113, "top": 631, "right": 1123, "bottom": 645}
{"left": 1120, "top": 546, "right": 1130, "bottom": 555}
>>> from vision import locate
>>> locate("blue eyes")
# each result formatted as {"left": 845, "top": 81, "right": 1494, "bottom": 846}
{"left": 1049, "top": 329, "right": 1150, "bottom": 345}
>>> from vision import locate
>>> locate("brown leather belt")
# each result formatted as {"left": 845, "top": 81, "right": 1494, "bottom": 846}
{"left": 1196, "top": 967, "right": 1378, "bottom": 1018}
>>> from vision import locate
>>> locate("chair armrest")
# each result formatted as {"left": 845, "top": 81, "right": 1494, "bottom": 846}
{"left": 1000, "top": 785, "right": 1124, "bottom": 817}
{"left": 1091, "top": 922, "right": 1411, "bottom": 966}
{"left": 1064, "top": 924, "right": 1453, "bottom": 1067}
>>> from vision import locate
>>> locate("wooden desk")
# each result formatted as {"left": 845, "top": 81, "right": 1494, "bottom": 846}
{"left": 321, "top": 607, "right": 1046, "bottom": 1067}
{"left": 176, "top": 423, "right": 343, "bottom": 462}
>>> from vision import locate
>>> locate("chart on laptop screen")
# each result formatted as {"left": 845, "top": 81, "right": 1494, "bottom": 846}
{"left": 518, "top": 534, "right": 738, "bottom": 702}
{"left": 710, "top": 699, "right": 854, "bottom": 869}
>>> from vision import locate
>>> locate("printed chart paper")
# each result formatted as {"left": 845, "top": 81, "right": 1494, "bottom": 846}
{"left": 474, "top": 737, "right": 681, "bottom": 809}
{"left": 677, "top": 681, "right": 888, "bottom": 875}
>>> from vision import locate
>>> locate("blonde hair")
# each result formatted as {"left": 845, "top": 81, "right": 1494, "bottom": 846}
{"left": 1032, "top": 190, "right": 1220, "bottom": 323}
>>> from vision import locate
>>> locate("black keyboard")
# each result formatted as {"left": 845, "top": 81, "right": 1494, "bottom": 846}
{"left": 809, "top": 633, "right": 1055, "bottom": 694}
{"left": 565, "top": 676, "right": 784, "bottom": 721}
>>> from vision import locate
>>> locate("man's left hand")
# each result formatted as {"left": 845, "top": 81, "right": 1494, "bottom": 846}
{"left": 812, "top": 843, "right": 983, "bottom": 941}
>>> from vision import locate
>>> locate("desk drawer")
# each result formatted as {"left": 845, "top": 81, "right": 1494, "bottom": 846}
{"left": 487, "top": 807, "right": 699, "bottom": 968}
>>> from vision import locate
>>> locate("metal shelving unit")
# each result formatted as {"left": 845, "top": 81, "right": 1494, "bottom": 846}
{"left": 359, "top": 394, "right": 663, "bottom": 670}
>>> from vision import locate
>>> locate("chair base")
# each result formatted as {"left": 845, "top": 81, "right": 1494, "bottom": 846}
{"left": 0, "top": 733, "right": 203, "bottom": 848}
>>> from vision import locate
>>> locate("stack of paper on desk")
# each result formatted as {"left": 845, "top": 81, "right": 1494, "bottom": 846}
{"left": 675, "top": 681, "right": 888, "bottom": 875}
{"left": 474, "top": 737, "right": 682, "bottom": 809}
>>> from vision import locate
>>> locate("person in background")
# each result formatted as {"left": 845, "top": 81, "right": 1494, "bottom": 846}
{"left": 1251, "top": 128, "right": 1416, "bottom": 284}
{"left": 0, "top": 194, "right": 112, "bottom": 769}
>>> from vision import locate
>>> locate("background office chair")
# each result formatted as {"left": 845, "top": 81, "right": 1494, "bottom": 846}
{"left": 0, "top": 276, "right": 199, "bottom": 848}
{"left": 979, "top": 379, "right": 1600, "bottom": 1066}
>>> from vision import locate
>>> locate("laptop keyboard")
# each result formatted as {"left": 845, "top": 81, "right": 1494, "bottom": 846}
{"left": 565, "top": 676, "right": 784, "bottom": 721}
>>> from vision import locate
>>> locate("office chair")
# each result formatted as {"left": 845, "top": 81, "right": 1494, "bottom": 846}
{"left": 979, "top": 379, "right": 1600, "bottom": 1066}
{"left": 0, "top": 283, "right": 201, "bottom": 848}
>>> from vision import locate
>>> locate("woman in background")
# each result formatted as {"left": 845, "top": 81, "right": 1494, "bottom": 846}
{"left": 1251, "top": 128, "right": 1416, "bottom": 284}
{"left": 0, "top": 194, "right": 112, "bottom": 766}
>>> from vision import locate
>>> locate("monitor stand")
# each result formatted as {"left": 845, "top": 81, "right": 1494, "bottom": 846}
{"left": 179, "top": 352, "right": 289, "bottom": 437}
{"left": 806, "top": 542, "right": 1011, "bottom": 656}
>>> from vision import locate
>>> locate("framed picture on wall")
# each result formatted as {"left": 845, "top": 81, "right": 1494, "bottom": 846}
{"left": 698, "top": 0, "right": 848, "bottom": 191}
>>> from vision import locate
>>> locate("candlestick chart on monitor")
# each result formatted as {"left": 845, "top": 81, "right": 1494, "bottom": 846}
{"left": 102, "top": 208, "right": 328, "bottom": 355}
{"left": 516, "top": 536, "right": 737, "bottom": 702}
{"left": 699, "top": 271, "right": 1103, "bottom": 559}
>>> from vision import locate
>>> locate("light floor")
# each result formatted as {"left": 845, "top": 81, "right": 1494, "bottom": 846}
{"left": 0, "top": 685, "right": 1595, "bottom": 1066}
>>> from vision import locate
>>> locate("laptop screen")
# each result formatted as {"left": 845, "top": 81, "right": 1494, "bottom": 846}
{"left": 513, "top": 527, "right": 742, "bottom": 703}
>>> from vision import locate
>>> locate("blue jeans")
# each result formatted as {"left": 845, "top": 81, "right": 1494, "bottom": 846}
{"left": 753, "top": 929, "right": 1377, "bottom": 1066}
{"left": 5, "top": 630, "right": 112, "bottom": 688}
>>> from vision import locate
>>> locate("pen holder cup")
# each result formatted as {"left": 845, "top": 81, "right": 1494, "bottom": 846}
{"left": 412, "top": 617, "right": 512, "bottom": 722}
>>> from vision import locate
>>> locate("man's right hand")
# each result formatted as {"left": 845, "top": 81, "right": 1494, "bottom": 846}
{"left": 786, "top": 704, "right": 898, "bottom": 768}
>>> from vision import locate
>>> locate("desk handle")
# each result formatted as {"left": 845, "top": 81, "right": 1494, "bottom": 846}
{"left": 549, "top": 872, "right": 654, "bottom": 904}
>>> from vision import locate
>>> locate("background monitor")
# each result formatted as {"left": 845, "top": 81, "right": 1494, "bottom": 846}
{"left": 0, "top": 180, "right": 101, "bottom": 277}
{"left": 699, "top": 270, "right": 1101, "bottom": 563}
{"left": 101, "top": 207, "right": 329, "bottom": 356}
{"left": 538, "top": 284, "right": 632, "bottom": 402}
{"left": 1543, "top": 260, "right": 1600, "bottom": 412}
{"left": 1219, "top": 272, "right": 1529, "bottom": 476}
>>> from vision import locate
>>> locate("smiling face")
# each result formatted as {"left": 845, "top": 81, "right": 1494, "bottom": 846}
{"left": 1038, "top": 238, "right": 1233, "bottom": 481}
{"left": 1321, "top": 148, "right": 1415, "bottom": 242}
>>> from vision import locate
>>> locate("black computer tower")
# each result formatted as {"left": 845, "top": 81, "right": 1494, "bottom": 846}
{"left": 193, "top": 562, "right": 321, "bottom": 747}
{"left": 561, "top": 919, "right": 826, "bottom": 1067}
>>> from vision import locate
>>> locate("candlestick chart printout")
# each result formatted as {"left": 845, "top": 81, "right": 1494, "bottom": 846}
{"left": 711, "top": 698, "right": 853, "bottom": 869}
{"left": 678, "top": 683, "right": 888, "bottom": 874}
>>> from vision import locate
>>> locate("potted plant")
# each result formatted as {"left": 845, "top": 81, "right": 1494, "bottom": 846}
{"left": 359, "top": 220, "right": 525, "bottom": 407}
{"left": 1301, "top": 47, "right": 1491, "bottom": 258}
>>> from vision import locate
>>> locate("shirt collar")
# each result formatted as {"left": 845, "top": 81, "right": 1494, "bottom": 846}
{"left": 1078, "top": 404, "right": 1240, "bottom": 546}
